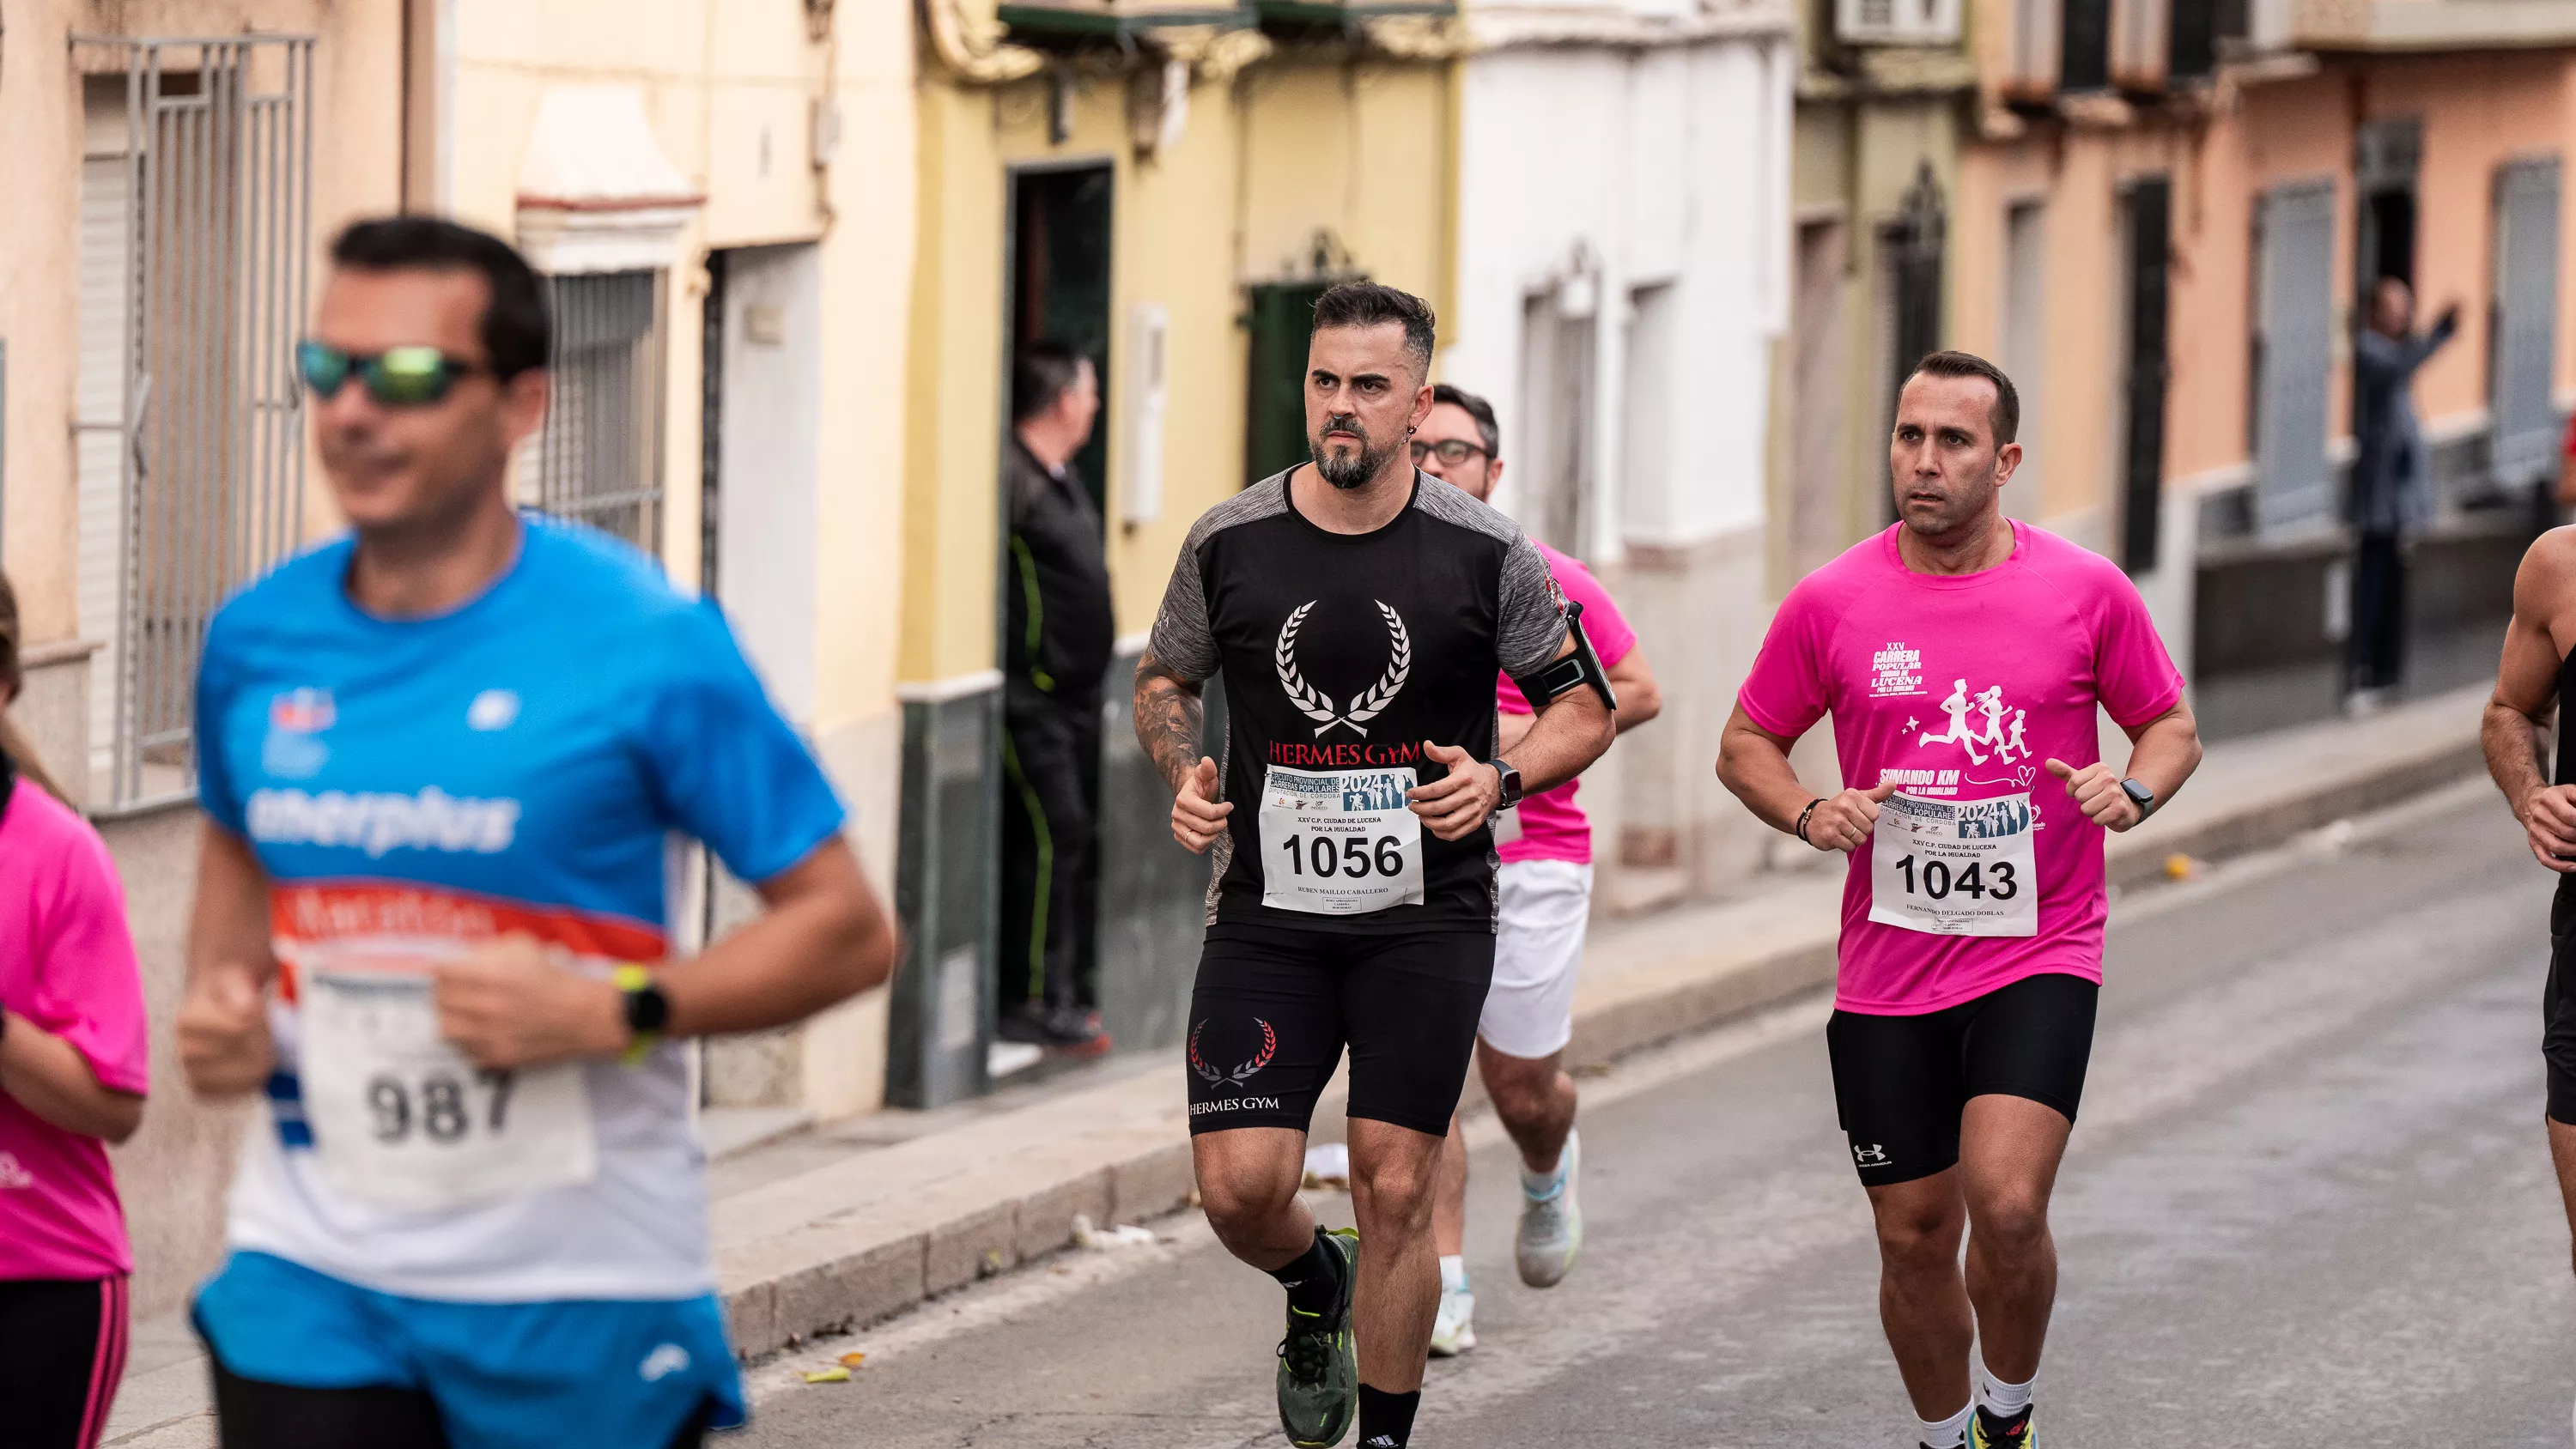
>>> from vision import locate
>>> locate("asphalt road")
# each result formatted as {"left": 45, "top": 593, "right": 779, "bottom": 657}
{"left": 734, "top": 783, "right": 2575, "bottom": 1448}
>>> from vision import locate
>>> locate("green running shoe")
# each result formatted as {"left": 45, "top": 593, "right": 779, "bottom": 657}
{"left": 1275, "top": 1228, "right": 1359, "bottom": 1448}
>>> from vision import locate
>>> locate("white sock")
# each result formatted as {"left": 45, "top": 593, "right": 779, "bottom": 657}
{"left": 1437, "top": 1255, "right": 1467, "bottom": 1293}
{"left": 1917, "top": 1399, "right": 1973, "bottom": 1448}
{"left": 1978, "top": 1358, "right": 2034, "bottom": 1417}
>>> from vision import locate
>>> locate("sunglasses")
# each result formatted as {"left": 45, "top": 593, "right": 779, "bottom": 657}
{"left": 1410, "top": 439, "right": 1491, "bottom": 466}
{"left": 296, "top": 340, "right": 488, "bottom": 407}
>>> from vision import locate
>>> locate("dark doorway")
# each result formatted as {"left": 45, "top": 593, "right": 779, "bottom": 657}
{"left": 1006, "top": 164, "right": 1115, "bottom": 514}
{"left": 996, "top": 162, "right": 1115, "bottom": 1079}
{"left": 2120, "top": 176, "right": 2172, "bottom": 574}
{"left": 2364, "top": 189, "right": 2417, "bottom": 293}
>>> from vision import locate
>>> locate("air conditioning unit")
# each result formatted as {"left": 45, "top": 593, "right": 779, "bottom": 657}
{"left": 1838, "top": 0, "right": 1962, "bottom": 45}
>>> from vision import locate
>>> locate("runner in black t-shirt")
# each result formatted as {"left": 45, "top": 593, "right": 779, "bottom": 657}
{"left": 1134, "top": 283, "right": 1613, "bottom": 1449}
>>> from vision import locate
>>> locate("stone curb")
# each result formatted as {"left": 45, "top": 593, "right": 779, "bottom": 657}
{"left": 712, "top": 713, "right": 2490, "bottom": 1360}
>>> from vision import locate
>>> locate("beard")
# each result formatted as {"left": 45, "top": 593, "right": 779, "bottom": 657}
{"left": 1310, "top": 414, "right": 1392, "bottom": 490}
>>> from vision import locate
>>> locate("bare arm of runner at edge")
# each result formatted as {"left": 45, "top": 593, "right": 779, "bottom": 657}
{"left": 179, "top": 821, "right": 900, "bottom": 1087}
{"left": 2485, "top": 527, "right": 2576, "bottom": 873}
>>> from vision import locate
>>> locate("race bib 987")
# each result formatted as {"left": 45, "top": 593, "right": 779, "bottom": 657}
{"left": 295, "top": 943, "right": 598, "bottom": 1212}
{"left": 1868, "top": 791, "right": 2039, "bottom": 937}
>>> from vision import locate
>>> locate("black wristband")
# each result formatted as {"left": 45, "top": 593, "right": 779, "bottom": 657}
{"left": 1794, "top": 797, "right": 1826, "bottom": 844}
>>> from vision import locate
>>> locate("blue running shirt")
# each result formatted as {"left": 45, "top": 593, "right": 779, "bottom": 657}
{"left": 195, "top": 516, "right": 846, "bottom": 1302}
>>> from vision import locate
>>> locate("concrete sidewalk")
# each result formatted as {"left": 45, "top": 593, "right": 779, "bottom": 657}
{"left": 100, "top": 684, "right": 2494, "bottom": 1446}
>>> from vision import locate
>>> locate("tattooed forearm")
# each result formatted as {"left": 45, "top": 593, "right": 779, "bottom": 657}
{"left": 1133, "top": 649, "right": 1206, "bottom": 793}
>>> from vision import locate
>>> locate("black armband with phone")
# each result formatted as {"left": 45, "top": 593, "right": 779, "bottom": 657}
{"left": 1508, "top": 600, "right": 1619, "bottom": 712}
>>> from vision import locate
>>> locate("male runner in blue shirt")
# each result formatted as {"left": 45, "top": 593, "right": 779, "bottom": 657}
{"left": 174, "top": 216, "right": 896, "bottom": 1449}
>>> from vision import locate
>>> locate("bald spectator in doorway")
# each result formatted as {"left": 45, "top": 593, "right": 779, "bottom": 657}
{"left": 2347, "top": 276, "right": 2459, "bottom": 715}
{"left": 999, "top": 341, "right": 1114, "bottom": 1057}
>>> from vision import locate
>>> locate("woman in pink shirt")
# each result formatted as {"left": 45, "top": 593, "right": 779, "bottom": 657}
{"left": 0, "top": 572, "right": 149, "bottom": 1449}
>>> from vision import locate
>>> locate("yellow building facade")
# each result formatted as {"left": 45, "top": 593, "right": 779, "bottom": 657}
{"left": 896, "top": 9, "right": 1459, "bottom": 1101}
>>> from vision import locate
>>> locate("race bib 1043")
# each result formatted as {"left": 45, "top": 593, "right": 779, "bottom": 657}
{"left": 1259, "top": 764, "right": 1425, "bottom": 915}
{"left": 1868, "top": 791, "right": 2039, "bottom": 937}
{"left": 295, "top": 943, "right": 598, "bottom": 1212}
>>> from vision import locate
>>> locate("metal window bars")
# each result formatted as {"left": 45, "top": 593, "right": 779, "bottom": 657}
{"left": 531, "top": 270, "right": 667, "bottom": 553}
{"left": 72, "top": 35, "right": 313, "bottom": 812}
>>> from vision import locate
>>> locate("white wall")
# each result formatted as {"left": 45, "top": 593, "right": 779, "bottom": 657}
{"left": 1444, "top": 38, "right": 1790, "bottom": 551}
{"left": 1444, "top": 31, "right": 1795, "bottom": 907}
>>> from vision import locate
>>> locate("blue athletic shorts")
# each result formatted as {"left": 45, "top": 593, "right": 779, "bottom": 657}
{"left": 193, "top": 1251, "right": 746, "bottom": 1449}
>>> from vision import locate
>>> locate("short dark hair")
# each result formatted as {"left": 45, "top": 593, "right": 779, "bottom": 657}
{"left": 330, "top": 216, "right": 552, "bottom": 380}
{"left": 1310, "top": 282, "right": 1436, "bottom": 376}
{"left": 1012, "top": 340, "right": 1091, "bottom": 423}
{"left": 1430, "top": 383, "right": 1500, "bottom": 458}
{"left": 1904, "top": 349, "right": 2020, "bottom": 446}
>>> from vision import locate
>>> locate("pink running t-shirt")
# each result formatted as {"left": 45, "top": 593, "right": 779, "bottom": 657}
{"left": 1498, "top": 543, "right": 1637, "bottom": 865}
{"left": 1737, "top": 523, "right": 2184, "bottom": 1014}
{"left": 0, "top": 774, "right": 149, "bottom": 1280}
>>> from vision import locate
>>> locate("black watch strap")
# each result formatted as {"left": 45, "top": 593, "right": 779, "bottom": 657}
{"left": 2120, "top": 778, "right": 2156, "bottom": 817}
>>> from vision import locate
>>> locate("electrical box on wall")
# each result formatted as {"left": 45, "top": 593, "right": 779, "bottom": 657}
{"left": 1121, "top": 302, "right": 1169, "bottom": 527}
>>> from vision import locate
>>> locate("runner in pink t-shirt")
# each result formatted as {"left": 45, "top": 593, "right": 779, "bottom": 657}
{"left": 1720, "top": 354, "right": 2202, "bottom": 1449}
{"left": 1411, "top": 385, "right": 1663, "bottom": 1355}
{"left": 0, "top": 575, "right": 149, "bottom": 1449}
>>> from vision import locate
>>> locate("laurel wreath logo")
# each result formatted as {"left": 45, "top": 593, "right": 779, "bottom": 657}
{"left": 1189, "top": 1017, "right": 1279, "bottom": 1087}
{"left": 1273, "top": 599, "right": 1413, "bottom": 738}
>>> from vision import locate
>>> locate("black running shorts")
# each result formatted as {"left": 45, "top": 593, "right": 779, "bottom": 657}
{"left": 1186, "top": 924, "right": 1495, "bottom": 1138}
{"left": 1826, "top": 971, "right": 2099, "bottom": 1186}
{"left": 2545, "top": 882, "right": 2576, "bottom": 1125}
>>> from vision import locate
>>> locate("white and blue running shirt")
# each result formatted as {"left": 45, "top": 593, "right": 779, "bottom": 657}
{"left": 194, "top": 515, "right": 846, "bottom": 1303}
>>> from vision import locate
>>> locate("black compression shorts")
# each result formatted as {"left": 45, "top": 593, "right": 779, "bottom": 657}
{"left": 1186, "top": 924, "right": 1494, "bottom": 1138}
{"left": 1826, "top": 971, "right": 2099, "bottom": 1185}
{"left": 2545, "top": 883, "right": 2576, "bottom": 1125}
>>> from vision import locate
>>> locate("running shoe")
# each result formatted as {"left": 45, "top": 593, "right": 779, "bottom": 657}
{"left": 1515, "top": 1130, "right": 1583, "bottom": 1288}
{"left": 1276, "top": 1228, "right": 1359, "bottom": 1447}
{"left": 1970, "top": 1404, "right": 2033, "bottom": 1448}
{"left": 1428, "top": 1274, "right": 1475, "bottom": 1357}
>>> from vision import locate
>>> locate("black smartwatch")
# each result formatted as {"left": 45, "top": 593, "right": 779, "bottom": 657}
{"left": 1493, "top": 758, "right": 1524, "bottom": 811}
{"left": 614, "top": 965, "right": 671, "bottom": 1065}
{"left": 2119, "top": 778, "right": 2156, "bottom": 819}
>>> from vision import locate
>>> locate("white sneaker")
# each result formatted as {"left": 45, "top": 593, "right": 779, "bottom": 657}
{"left": 1429, "top": 1276, "right": 1476, "bottom": 1357}
{"left": 1515, "top": 1130, "right": 1583, "bottom": 1288}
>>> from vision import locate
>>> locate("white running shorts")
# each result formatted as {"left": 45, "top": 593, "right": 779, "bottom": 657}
{"left": 1477, "top": 859, "right": 1595, "bottom": 1059}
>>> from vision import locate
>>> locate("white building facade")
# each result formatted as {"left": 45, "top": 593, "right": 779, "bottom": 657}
{"left": 1443, "top": 1, "right": 1797, "bottom": 910}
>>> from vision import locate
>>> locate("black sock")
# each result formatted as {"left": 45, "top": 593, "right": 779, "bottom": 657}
{"left": 1356, "top": 1385, "right": 1420, "bottom": 1447}
{"left": 1265, "top": 1228, "right": 1343, "bottom": 1325}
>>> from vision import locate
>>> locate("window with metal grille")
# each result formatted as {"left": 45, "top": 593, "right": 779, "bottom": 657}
{"left": 527, "top": 270, "right": 666, "bottom": 551}
{"left": 72, "top": 36, "right": 313, "bottom": 811}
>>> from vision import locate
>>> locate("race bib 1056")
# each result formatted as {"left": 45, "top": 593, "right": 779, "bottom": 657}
{"left": 1868, "top": 791, "right": 2039, "bottom": 937}
{"left": 295, "top": 943, "right": 598, "bottom": 1212}
{"left": 1259, "top": 765, "right": 1425, "bottom": 915}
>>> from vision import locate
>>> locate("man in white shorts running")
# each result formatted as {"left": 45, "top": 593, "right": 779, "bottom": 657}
{"left": 1410, "top": 384, "right": 1662, "bottom": 1354}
